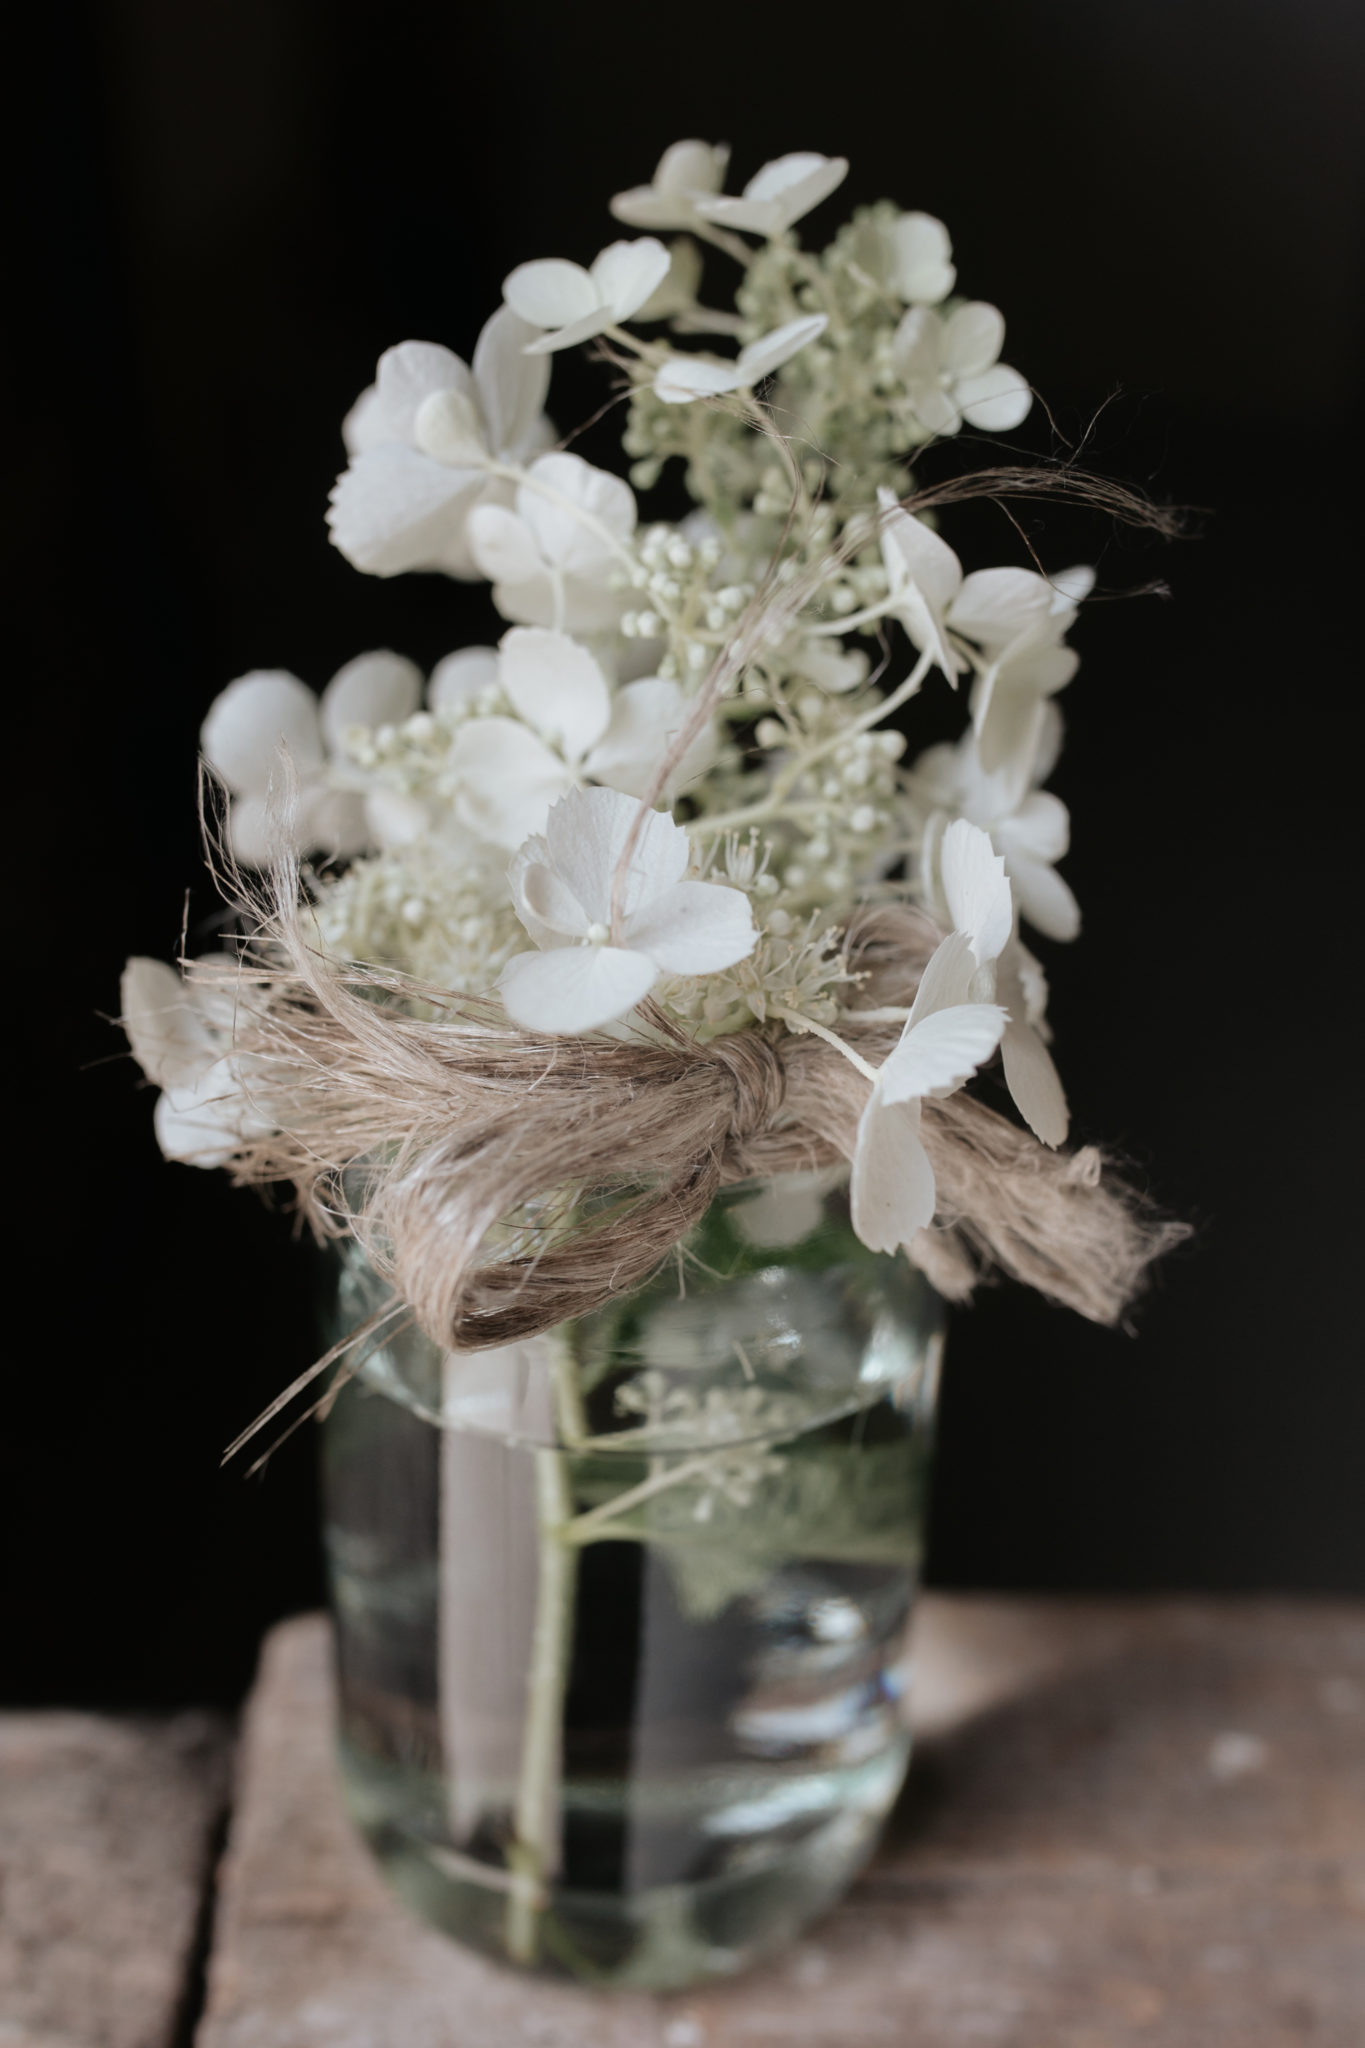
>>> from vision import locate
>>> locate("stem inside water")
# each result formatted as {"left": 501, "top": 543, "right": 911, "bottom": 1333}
{"left": 504, "top": 1447, "right": 577, "bottom": 1964}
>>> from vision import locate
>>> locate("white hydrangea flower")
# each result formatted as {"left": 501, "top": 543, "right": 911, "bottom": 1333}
{"left": 503, "top": 238, "right": 671, "bottom": 354}
{"left": 653, "top": 314, "right": 828, "bottom": 403}
{"left": 327, "top": 309, "right": 552, "bottom": 578}
{"left": 499, "top": 788, "right": 756, "bottom": 1034}
{"left": 850, "top": 921, "right": 1006, "bottom": 1253}
{"left": 892, "top": 302, "right": 1031, "bottom": 435}
{"left": 694, "top": 152, "right": 849, "bottom": 238}
{"left": 610, "top": 141, "right": 731, "bottom": 230}
{"left": 450, "top": 628, "right": 716, "bottom": 851}
{"left": 878, "top": 492, "right": 970, "bottom": 685}
{"left": 966, "top": 565, "right": 1093, "bottom": 775}
{"left": 856, "top": 209, "right": 956, "bottom": 304}
{"left": 468, "top": 451, "right": 636, "bottom": 634}
{"left": 121, "top": 956, "right": 274, "bottom": 1168}
{"left": 878, "top": 495, "right": 1086, "bottom": 739}
{"left": 933, "top": 818, "right": 1069, "bottom": 1146}
{"left": 911, "top": 711, "right": 1080, "bottom": 943}
{"left": 200, "top": 653, "right": 423, "bottom": 865}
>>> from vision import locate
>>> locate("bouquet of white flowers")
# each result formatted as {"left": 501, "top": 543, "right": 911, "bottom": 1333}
{"left": 122, "top": 140, "right": 1180, "bottom": 1373}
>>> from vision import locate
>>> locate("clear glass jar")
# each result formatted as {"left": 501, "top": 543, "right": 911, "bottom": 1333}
{"left": 321, "top": 1170, "right": 944, "bottom": 1990}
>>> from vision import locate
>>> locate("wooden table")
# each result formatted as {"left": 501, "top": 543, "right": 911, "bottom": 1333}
{"left": 5, "top": 1599, "right": 1364, "bottom": 2047}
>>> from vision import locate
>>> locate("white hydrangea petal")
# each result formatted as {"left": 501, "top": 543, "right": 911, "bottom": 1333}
{"left": 584, "top": 678, "right": 716, "bottom": 798}
{"left": 467, "top": 505, "right": 544, "bottom": 587}
{"left": 878, "top": 494, "right": 962, "bottom": 616}
{"left": 905, "top": 929, "right": 979, "bottom": 1026}
{"left": 997, "top": 790, "right": 1070, "bottom": 865}
{"left": 340, "top": 382, "right": 387, "bottom": 458}
{"left": 320, "top": 651, "right": 423, "bottom": 750}
{"left": 892, "top": 305, "right": 942, "bottom": 380}
{"left": 413, "top": 388, "right": 487, "bottom": 466}
{"left": 121, "top": 958, "right": 216, "bottom": 1091}
{"left": 611, "top": 144, "right": 729, "bottom": 228}
{"left": 948, "top": 568, "right": 1056, "bottom": 654}
{"left": 362, "top": 788, "right": 432, "bottom": 850}
{"left": 522, "top": 308, "right": 615, "bottom": 356}
{"left": 153, "top": 1058, "right": 266, "bottom": 1168}
{"left": 498, "top": 627, "right": 610, "bottom": 761}
{"left": 907, "top": 381, "right": 965, "bottom": 436}
{"left": 851, "top": 1092, "right": 936, "bottom": 1252}
{"left": 508, "top": 848, "right": 591, "bottom": 945}
{"left": 1005, "top": 853, "right": 1081, "bottom": 943}
{"left": 942, "top": 301, "right": 1006, "bottom": 378}
{"left": 878, "top": 492, "right": 963, "bottom": 680}
{"left": 635, "top": 237, "right": 705, "bottom": 320}
{"left": 940, "top": 818, "right": 1014, "bottom": 968}
{"left": 225, "top": 794, "right": 280, "bottom": 866}
{"left": 450, "top": 718, "right": 570, "bottom": 849}
{"left": 201, "top": 671, "right": 323, "bottom": 795}
{"left": 590, "top": 237, "right": 671, "bottom": 319}
{"left": 543, "top": 786, "right": 688, "bottom": 927}
{"left": 737, "top": 313, "right": 828, "bottom": 380}
{"left": 610, "top": 184, "right": 687, "bottom": 229}
{"left": 906, "top": 739, "right": 961, "bottom": 810}
{"left": 974, "top": 681, "right": 1050, "bottom": 779}
{"left": 328, "top": 445, "right": 484, "bottom": 577}
{"left": 503, "top": 258, "right": 600, "bottom": 330}
{"left": 745, "top": 151, "right": 848, "bottom": 212}
{"left": 1031, "top": 702, "right": 1066, "bottom": 784}
{"left": 1004, "top": 644, "right": 1080, "bottom": 699}
{"left": 499, "top": 944, "right": 658, "bottom": 1034}
{"left": 472, "top": 305, "right": 550, "bottom": 456}
{"left": 1001, "top": 1018, "right": 1069, "bottom": 1147}
{"left": 428, "top": 646, "right": 500, "bottom": 711}
{"left": 622, "top": 878, "right": 756, "bottom": 974}
{"left": 1051, "top": 564, "right": 1096, "bottom": 610}
{"left": 887, "top": 212, "right": 955, "bottom": 303}
{"left": 654, "top": 354, "right": 745, "bottom": 403}
{"left": 698, "top": 152, "right": 847, "bottom": 235}
{"left": 517, "top": 453, "right": 636, "bottom": 577}
{"left": 879, "top": 1002, "right": 1007, "bottom": 1108}
{"left": 482, "top": 574, "right": 557, "bottom": 629}
{"left": 958, "top": 364, "right": 1032, "bottom": 433}
{"left": 788, "top": 640, "right": 869, "bottom": 693}
{"left": 343, "top": 341, "right": 475, "bottom": 452}
{"left": 307, "top": 787, "right": 371, "bottom": 857}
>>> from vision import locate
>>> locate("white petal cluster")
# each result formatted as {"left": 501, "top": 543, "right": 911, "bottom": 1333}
{"left": 328, "top": 310, "right": 553, "bottom": 578}
{"left": 468, "top": 452, "right": 636, "bottom": 634}
{"left": 653, "top": 316, "right": 828, "bottom": 404}
{"left": 121, "top": 957, "right": 275, "bottom": 1168}
{"left": 200, "top": 652, "right": 424, "bottom": 865}
{"left": 140, "top": 139, "right": 1127, "bottom": 1264}
{"left": 499, "top": 788, "right": 756, "bottom": 1034}
{"left": 503, "top": 238, "right": 671, "bottom": 354}
{"left": 893, "top": 303, "right": 1030, "bottom": 436}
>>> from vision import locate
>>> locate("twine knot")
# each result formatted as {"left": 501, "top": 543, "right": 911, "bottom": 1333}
{"left": 709, "top": 1028, "right": 788, "bottom": 1169}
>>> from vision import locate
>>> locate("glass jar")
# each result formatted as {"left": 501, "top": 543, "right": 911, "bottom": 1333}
{"left": 321, "top": 1170, "right": 944, "bottom": 1990}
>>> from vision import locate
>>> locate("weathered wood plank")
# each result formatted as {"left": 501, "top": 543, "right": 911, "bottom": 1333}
{"left": 0, "top": 1710, "right": 230, "bottom": 2048}
{"left": 196, "top": 1600, "right": 1365, "bottom": 2047}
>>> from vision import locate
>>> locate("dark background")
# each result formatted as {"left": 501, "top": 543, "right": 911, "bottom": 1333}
{"left": 7, "top": 0, "right": 1362, "bottom": 1706}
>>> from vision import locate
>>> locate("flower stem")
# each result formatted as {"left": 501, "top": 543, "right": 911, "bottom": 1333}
{"left": 502, "top": 1343, "right": 585, "bottom": 1965}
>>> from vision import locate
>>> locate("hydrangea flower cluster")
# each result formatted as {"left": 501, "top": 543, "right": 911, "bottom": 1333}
{"left": 126, "top": 140, "right": 1102, "bottom": 1261}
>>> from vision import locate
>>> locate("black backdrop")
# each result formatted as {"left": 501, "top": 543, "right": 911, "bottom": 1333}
{"left": 7, "top": 0, "right": 1363, "bottom": 1706}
